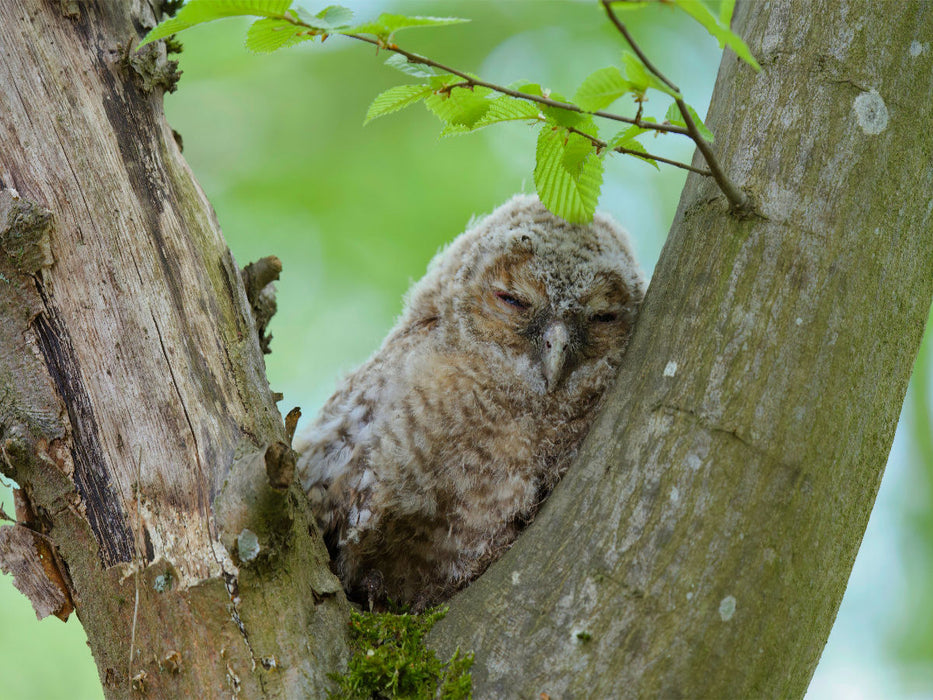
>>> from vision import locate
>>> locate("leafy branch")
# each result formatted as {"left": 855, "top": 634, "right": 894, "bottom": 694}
{"left": 138, "top": 0, "right": 760, "bottom": 223}
{"left": 602, "top": 0, "right": 753, "bottom": 214}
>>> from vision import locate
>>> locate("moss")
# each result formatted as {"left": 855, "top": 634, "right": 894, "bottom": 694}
{"left": 329, "top": 606, "right": 473, "bottom": 700}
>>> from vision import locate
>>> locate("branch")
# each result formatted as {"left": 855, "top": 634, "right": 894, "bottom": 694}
{"left": 343, "top": 33, "right": 688, "bottom": 135}
{"left": 602, "top": 0, "right": 752, "bottom": 214}
{"left": 564, "top": 125, "right": 712, "bottom": 176}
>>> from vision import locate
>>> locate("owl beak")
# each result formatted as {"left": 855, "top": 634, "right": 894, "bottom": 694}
{"left": 542, "top": 321, "right": 571, "bottom": 392}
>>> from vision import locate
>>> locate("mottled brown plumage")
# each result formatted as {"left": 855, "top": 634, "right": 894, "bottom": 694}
{"left": 295, "top": 195, "right": 644, "bottom": 609}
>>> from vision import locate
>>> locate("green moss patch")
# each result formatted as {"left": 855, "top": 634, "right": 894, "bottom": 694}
{"left": 330, "top": 606, "right": 472, "bottom": 700}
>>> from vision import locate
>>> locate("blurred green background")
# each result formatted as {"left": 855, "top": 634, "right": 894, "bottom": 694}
{"left": 1, "top": 2, "right": 931, "bottom": 697}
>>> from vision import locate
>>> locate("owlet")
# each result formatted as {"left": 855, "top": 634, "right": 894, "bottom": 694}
{"left": 295, "top": 195, "right": 644, "bottom": 610}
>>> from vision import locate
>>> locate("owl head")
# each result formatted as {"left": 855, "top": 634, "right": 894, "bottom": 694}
{"left": 401, "top": 195, "right": 645, "bottom": 396}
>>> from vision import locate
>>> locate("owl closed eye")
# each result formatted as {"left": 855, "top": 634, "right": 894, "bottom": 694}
{"left": 295, "top": 194, "right": 644, "bottom": 610}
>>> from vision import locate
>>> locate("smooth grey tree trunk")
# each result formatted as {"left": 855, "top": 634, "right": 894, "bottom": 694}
{"left": 0, "top": 1, "right": 931, "bottom": 699}
{"left": 433, "top": 1, "right": 933, "bottom": 697}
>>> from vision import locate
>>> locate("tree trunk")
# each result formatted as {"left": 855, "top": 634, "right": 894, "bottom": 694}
{"left": 432, "top": 1, "right": 933, "bottom": 697}
{"left": 0, "top": 2, "right": 347, "bottom": 697}
{"left": 2, "top": 1, "right": 932, "bottom": 699}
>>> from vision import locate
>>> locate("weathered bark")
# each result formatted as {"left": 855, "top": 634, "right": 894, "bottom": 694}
{"left": 0, "top": 2, "right": 347, "bottom": 697}
{"left": 433, "top": 1, "right": 933, "bottom": 697}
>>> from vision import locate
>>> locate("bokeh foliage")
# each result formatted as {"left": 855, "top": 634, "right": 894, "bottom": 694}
{"left": 0, "top": 2, "right": 930, "bottom": 698}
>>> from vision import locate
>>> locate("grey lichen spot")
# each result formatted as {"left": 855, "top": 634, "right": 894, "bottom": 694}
{"left": 511, "top": 571, "right": 521, "bottom": 586}
{"left": 153, "top": 571, "right": 173, "bottom": 593}
{"left": 853, "top": 89, "right": 889, "bottom": 135}
{"left": 237, "top": 528, "right": 260, "bottom": 562}
{"left": 670, "top": 487, "right": 680, "bottom": 503}
{"left": 686, "top": 591, "right": 694, "bottom": 601}
{"left": 663, "top": 361, "right": 678, "bottom": 378}
{"left": 910, "top": 40, "right": 928, "bottom": 57}
{"left": 719, "top": 595, "right": 737, "bottom": 621}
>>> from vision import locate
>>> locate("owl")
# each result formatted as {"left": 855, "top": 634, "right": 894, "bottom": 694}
{"left": 295, "top": 195, "right": 644, "bottom": 610}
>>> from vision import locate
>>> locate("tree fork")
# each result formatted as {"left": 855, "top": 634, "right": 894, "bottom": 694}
{"left": 0, "top": 2, "right": 348, "bottom": 697}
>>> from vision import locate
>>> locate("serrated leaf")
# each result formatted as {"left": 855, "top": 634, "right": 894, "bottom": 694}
{"left": 606, "top": 126, "right": 658, "bottom": 169}
{"left": 139, "top": 0, "right": 292, "bottom": 47}
{"left": 622, "top": 52, "right": 680, "bottom": 98}
{"left": 574, "top": 66, "right": 634, "bottom": 111}
{"left": 348, "top": 14, "right": 468, "bottom": 40}
{"left": 663, "top": 102, "right": 714, "bottom": 142}
{"left": 719, "top": 0, "right": 737, "bottom": 26}
{"left": 365, "top": 84, "right": 432, "bottom": 124}
{"left": 384, "top": 53, "right": 442, "bottom": 79}
{"left": 423, "top": 86, "right": 494, "bottom": 134}
{"left": 534, "top": 127, "right": 604, "bottom": 224}
{"left": 293, "top": 4, "right": 353, "bottom": 31}
{"left": 539, "top": 91, "right": 589, "bottom": 129}
{"left": 672, "top": 0, "right": 760, "bottom": 70}
{"left": 606, "top": 124, "right": 650, "bottom": 149}
{"left": 512, "top": 82, "right": 544, "bottom": 97}
{"left": 475, "top": 97, "right": 541, "bottom": 127}
{"left": 246, "top": 18, "right": 314, "bottom": 53}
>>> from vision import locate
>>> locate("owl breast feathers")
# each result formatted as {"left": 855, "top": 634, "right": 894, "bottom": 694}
{"left": 295, "top": 195, "right": 644, "bottom": 610}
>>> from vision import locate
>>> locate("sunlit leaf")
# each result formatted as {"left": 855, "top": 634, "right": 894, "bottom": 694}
{"left": 622, "top": 52, "right": 680, "bottom": 98}
{"left": 475, "top": 97, "right": 541, "bottom": 127}
{"left": 245, "top": 18, "right": 314, "bottom": 53}
{"left": 607, "top": 125, "right": 658, "bottom": 168}
{"left": 423, "top": 86, "right": 494, "bottom": 134}
{"left": 293, "top": 4, "right": 353, "bottom": 31}
{"left": 672, "top": 0, "right": 761, "bottom": 70}
{"left": 574, "top": 66, "right": 634, "bottom": 111}
{"left": 663, "top": 102, "right": 714, "bottom": 142}
{"left": 139, "top": 0, "right": 292, "bottom": 47}
{"left": 365, "top": 84, "right": 433, "bottom": 124}
{"left": 719, "top": 0, "right": 737, "bottom": 26}
{"left": 348, "top": 14, "right": 468, "bottom": 41}
{"left": 534, "top": 127, "right": 603, "bottom": 224}
{"left": 384, "top": 53, "right": 443, "bottom": 79}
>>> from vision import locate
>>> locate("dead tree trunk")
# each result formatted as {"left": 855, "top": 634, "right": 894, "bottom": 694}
{"left": 432, "top": 1, "right": 933, "bottom": 697}
{"left": 0, "top": 2, "right": 347, "bottom": 697}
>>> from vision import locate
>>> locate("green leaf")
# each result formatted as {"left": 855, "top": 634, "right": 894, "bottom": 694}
{"left": 384, "top": 53, "right": 443, "bottom": 79}
{"left": 574, "top": 66, "right": 634, "bottom": 111}
{"left": 245, "top": 18, "right": 313, "bottom": 53}
{"left": 423, "top": 86, "right": 494, "bottom": 134}
{"left": 348, "top": 14, "right": 468, "bottom": 41}
{"left": 538, "top": 90, "right": 589, "bottom": 129}
{"left": 139, "top": 0, "right": 292, "bottom": 47}
{"left": 365, "top": 84, "right": 433, "bottom": 124}
{"left": 534, "top": 127, "right": 604, "bottom": 224}
{"left": 719, "top": 0, "right": 737, "bottom": 26}
{"left": 293, "top": 4, "right": 353, "bottom": 31}
{"left": 622, "top": 52, "right": 680, "bottom": 98}
{"left": 606, "top": 126, "right": 658, "bottom": 169}
{"left": 672, "top": 0, "right": 761, "bottom": 70}
{"left": 663, "top": 102, "right": 714, "bottom": 142}
{"left": 475, "top": 97, "right": 541, "bottom": 127}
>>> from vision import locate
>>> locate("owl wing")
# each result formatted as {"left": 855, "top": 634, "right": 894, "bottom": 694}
{"left": 295, "top": 323, "right": 437, "bottom": 563}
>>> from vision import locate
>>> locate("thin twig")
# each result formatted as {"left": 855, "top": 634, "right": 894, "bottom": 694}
{"left": 564, "top": 126, "right": 711, "bottom": 175}
{"left": 601, "top": 0, "right": 752, "bottom": 212}
{"left": 275, "top": 12, "right": 689, "bottom": 136}
{"left": 602, "top": 0, "right": 681, "bottom": 94}
{"left": 343, "top": 33, "right": 688, "bottom": 134}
